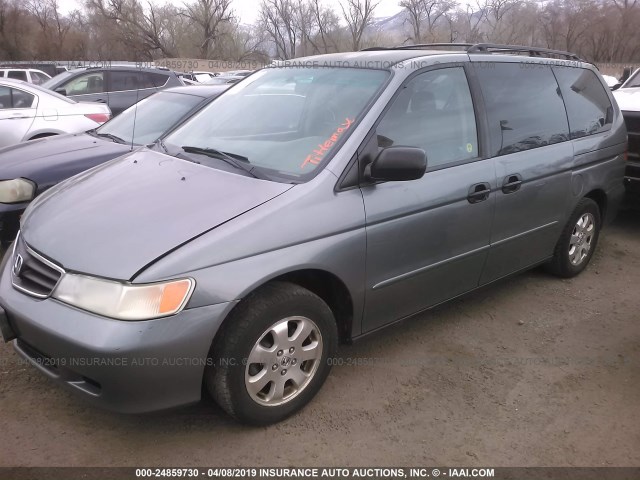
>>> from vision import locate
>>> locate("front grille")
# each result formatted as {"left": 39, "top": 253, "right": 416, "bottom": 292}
{"left": 11, "top": 234, "right": 63, "bottom": 298}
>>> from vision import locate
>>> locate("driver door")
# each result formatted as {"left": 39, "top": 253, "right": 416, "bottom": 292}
{"left": 360, "top": 66, "right": 496, "bottom": 333}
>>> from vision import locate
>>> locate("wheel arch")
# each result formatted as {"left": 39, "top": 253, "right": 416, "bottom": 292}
{"left": 584, "top": 188, "right": 607, "bottom": 220}
{"left": 214, "top": 268, "right": 355, "bottom": 346}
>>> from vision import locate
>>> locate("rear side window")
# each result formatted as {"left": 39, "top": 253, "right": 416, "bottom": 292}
{"left": 110, "top": 71, "right": 168, "bottom": 91}
{"left": 30, "top": 71, "right": 49, "bottom": 85}
{"left": 7, "top": 70, "right": 28, "bottom": 81}
{"left": 553, "top": 67, "right": 613, "bottom": 139}
{"left": 475, "top": 63, "right": 569, "bottom": 156}
{"left": 110, "top": 71, "right": 140, "bottom": 92}
{"left": 142, "top": 72, "right": 168, "bottom": 88}
{"left": 0, "top": 86, "right": 35, "bottom": 109}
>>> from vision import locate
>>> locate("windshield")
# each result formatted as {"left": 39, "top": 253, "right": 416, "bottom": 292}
{"left": 623, "top": 69, "right": 640, "bottom": 88}
{"left": 163, "top": 67, "right": 389, "bottom": 181}
{"left": 97, "top": 91, "right": 205, "bottom": 145}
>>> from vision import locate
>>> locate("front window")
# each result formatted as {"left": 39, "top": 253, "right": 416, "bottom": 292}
{"left": 163, "top": 67, "right": 389, "bottom": 181}
{"left": 64, "top": 71, "right": 104, "bottom": 95}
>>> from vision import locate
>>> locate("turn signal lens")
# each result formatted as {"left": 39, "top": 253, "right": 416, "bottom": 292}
{"left": 159, "top": 279, "right": 192, "bottom": 315}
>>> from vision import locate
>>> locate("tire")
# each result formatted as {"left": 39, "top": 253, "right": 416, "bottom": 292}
{"left": 205, "top": 281, "right": 337, "bottom": 425}
{"left": 546, "top": 198, "right": 601, "bottom": 278}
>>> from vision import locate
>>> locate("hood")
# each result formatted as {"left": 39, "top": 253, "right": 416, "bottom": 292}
{"left": 21, "top": 149, "right": 292, "bottom": 280}
{"left": 0, "top": 133, "right": 130, "bottom": 191}
{"left": 613, "top": 87, "right": 640, "bottom": 112}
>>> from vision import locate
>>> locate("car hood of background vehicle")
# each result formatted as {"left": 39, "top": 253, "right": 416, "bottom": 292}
{"left": 21, "top": 149, "right": 293, "bottom": 280}
{"left": 0, "top": 133, "right": 129, "bottom": 189}
{"left": 613, "top": 87, "right": 640, "bottom": 111}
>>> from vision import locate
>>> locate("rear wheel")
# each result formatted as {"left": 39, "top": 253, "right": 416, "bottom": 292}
{"left": 205, "top": 282, "right": 337, "bottom": 425}
{"left": 546, "top": 198, "right": 601, "bottom": 278}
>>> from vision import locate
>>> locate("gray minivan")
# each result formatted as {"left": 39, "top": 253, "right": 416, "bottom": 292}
{"left": 0, "top": 44, "right": 626, "bottom": 425}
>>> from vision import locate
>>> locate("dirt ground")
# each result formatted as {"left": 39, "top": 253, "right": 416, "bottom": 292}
{"left": 0, "top": 211, "right": 638, "bottom": 468}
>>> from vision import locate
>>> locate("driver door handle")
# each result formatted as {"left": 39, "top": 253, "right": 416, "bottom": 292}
{"left": 502, "top": 174, "right": 523, "bottom": 194}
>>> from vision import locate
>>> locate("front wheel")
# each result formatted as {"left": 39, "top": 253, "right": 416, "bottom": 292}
{"left": 205, "top": 282, "right": 337, "bottom": 425}
{"left": 546, "top": 198, "right": 601, "bottom": 278}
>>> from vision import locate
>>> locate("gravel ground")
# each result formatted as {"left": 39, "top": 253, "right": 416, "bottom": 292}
{"left": 0, "top": 211, "right": 638, "bottom": 468}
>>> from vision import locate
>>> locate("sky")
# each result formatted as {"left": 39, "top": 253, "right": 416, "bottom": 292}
{"left": 58, "top": 0, "right": 404, "bottom": 24}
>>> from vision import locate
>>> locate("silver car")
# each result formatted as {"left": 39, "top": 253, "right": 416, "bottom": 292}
{"left": 0, "top": 79, "right": 111, "bottom": 147}
{"left": 0, "top": 44, "right": 627, "bottom": 425}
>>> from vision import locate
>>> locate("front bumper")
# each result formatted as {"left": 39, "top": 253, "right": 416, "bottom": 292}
{"left": 0, "top": 253, "right": 236, "bottom": 413}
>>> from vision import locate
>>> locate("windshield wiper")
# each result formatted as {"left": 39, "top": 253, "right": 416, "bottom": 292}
{"left": 181, "top": 146, "right": 268, "bottom": 180}
{"left": 96, "top": 132, "right": 127, "bottom": 144}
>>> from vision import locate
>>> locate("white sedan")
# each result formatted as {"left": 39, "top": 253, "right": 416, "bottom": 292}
{"left": 0, "top": 78, "right": 111, "bottom": 148}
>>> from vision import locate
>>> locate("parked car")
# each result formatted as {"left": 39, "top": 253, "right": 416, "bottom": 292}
{"left": 0, "top": 84, "right": 229, "bottom": 245}
{"left": 0, "top": 78, "right": 111, "bottom": 148}
{"left": 0, "top": 68, "right": 51, "bottom": 85}
{"left": 602, "top": 74, "right": 619, "bottom": 89}
{"left": 180, "top": 71, "right": 219, "bottom": 83}
{"left": 613, "top": 68, "right": 640, "bottom": 194}
{"left": 220, "top": 70, "right": 253, "bottom": 77}
{"left": 0, "top": 44, "right": 625, "bottom": 425}
{"left": 41, "top": 66, "right": 183, "bottom": 116}
{"left": 205, "top": 76, "right": 245, "bottom": 85}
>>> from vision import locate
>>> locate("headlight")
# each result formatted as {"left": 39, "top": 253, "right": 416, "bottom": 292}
{"left": 0, "top": 178, "right": 35, "bottom": 203}
{"left": 52, "top": 274, "right": 194, "bottom": 320}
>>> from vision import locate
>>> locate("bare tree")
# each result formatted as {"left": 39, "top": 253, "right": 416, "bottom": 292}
{"left": 85, "top": 0, "right": 177, "bottom": 59}
{"left": 310, "top": 0, "right": 340, "bottom": 53}
{"left": 182, "top": 0, "right": 234, "bottom": 59}
{"left": 400, "top": 0, "right": 455, "bottom": 44}
{"left": 339, "top": 0, "right": 379, "bottom": 51}
{"left": 259, "top": 0, "right": 298, "bottom": 59}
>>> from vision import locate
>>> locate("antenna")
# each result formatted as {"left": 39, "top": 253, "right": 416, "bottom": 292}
{"left": 129, "top": 62, "right": 163, "bottom": 152}
{"left": 130, "top": 65, "right": 141, "bottom": 152}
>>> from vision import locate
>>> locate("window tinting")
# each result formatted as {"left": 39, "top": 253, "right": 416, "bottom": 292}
{"left": 476, "top": 63, "right": 569, "bottom": 156}
{"left": 111, "top": 71, "right": 167, "bottom": 91}
{"left": 111, "top": 71, "right": 141, "bottom": 92}
{"left": 0, "top": 86, "right": 11, "bottom": 108}
{"left": 7, "top": 71, "right": 27, "bottom": 81}
{"left": 553, "top": 67, "right": 613, "bottom": 139}
{"left": 142, "top": 72, "right": 168, "bottom": 88}
{"left": 0, "top": 87, "right": 35, "bottom": 109}
{"left": 12, "top": 89, "right": 35, "bottom": 108}
{"left": 376, "top": 67, "right": 478, "bottom": 168}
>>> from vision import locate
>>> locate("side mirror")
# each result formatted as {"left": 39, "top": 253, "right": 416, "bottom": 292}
{"left": 366, "top": 146, "right": 427, "bottom": 182}
{"left": 54, "top": 88, "right": 67, "bottom": 96}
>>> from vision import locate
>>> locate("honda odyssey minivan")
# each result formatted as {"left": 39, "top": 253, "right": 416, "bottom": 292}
{"left": 0, "top": 44, "right": 626, "bottom": 425}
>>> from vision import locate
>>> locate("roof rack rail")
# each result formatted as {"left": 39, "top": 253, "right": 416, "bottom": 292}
{"left": 360, "top": 42, "right": 582, "bottom": 61}
{"left": 361, "top": 43, "right": 473, "bottom": 52}
{"left": 467, "top": 43, "right": 582, "bottom": 61}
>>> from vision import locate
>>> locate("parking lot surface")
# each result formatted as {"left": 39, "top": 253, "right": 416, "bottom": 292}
{"left": 0, "top": 212, "right": 638, "bottom": 467}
